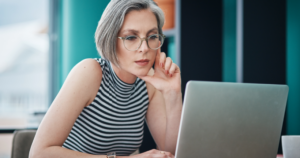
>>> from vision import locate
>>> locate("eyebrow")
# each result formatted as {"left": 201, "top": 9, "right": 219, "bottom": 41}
{"left": 121, "top": 27, "right": 158, "bottom": 34}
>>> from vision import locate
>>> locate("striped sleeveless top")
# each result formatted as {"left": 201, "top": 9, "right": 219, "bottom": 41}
{"left": 62, "top": 58, "right": 149, "bottom": 156}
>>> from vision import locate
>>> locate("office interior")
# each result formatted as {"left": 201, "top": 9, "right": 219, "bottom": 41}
{"left": 0, "top": 0, "right": 299, "bottom": 157}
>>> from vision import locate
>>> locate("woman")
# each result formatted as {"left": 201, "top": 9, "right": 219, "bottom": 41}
{"left": 29, "top": 0, "right": 182, "bottom": 157}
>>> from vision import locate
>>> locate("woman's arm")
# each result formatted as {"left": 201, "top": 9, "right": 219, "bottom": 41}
{"left": 161, "top": 89, "right": 182, "bottom": 154}
{"left": 146, "top": 87, "right": 182, "bottom": 155}
{"left": 140, "top": 49, "right": 182, "bottom": 155}
{"left": 29, "top": 59, "right": 107, "bottom": 158}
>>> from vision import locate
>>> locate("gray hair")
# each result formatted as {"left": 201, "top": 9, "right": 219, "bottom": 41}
{"left": 95, "top": 0, "right": 165, "bottom": 66}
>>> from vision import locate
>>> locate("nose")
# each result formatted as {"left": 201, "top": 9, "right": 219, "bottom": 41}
{"left": 138, "top": 39, "right": 149, "bottom": 53}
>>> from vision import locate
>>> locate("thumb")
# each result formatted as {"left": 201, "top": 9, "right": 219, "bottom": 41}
{"left": 138, "top": 75, "right": 155, "bottom": 84}
{"left": 138, "top": 75, "right": 163, "bottom": 88}
{"left": 138, "top": 75, "right": 164, "bottom": 91}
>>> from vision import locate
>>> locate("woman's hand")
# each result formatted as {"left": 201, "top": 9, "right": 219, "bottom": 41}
{"left": 138, "top": 49, "right": 181, "bottom": 94}
{"left": 130, "top": 149, "right": 175, "bottom": 158}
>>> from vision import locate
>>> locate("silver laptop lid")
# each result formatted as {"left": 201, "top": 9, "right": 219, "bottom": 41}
{"left": 175, "top": 81, "right": 288, "bottom": 158}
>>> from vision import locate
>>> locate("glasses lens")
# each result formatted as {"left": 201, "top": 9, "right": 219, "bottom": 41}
{"left": 124, "top": 35, "right": 140, "bottom": 51}
{"left": 148, "top": 34, "right": 164, "bottom": 50}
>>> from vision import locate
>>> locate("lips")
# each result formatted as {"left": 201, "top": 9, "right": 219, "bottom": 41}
{"left": 135, "top": 59, "right": 149, "bottom": 66}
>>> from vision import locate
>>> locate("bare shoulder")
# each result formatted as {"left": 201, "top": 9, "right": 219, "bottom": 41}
{"left": 71, "top": 58, "right": 102, "bottom": 79}
{"left": 69, "top": 58, "right": 102, "bottom": 87}
{"left": 145, "top": 68, "right": 156, "bottom": 102}
{"left": 68, "top": 58, "right": 103, "bottom": 106}
{"left": 30, "top": 59, "right": 103, "bottom": 155}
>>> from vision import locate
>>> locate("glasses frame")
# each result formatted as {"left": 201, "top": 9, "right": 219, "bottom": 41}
{"left": 118, "top": 34, "right": 166, "bottom": 51}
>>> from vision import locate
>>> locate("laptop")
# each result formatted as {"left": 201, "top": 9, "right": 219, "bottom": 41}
{"left": 175, "top": 81, "right": 289, "bottom": 158}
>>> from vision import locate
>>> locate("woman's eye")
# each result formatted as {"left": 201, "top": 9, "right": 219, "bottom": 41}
{"left": 149, "top": 35, "right": 158, "bottom": 39}
{"left": 125, "top": 36, "right": 137, "bottom": 40}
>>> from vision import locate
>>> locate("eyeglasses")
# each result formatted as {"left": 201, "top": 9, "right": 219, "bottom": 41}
{"left": 118, "top": 34, "right": 166, "bottom": 51}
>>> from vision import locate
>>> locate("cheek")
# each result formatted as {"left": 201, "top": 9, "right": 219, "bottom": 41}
{"left": 116, "top": 41, "right": 130, "bottom": 63}
{"left": 150, "top": 57, "right": 155, "bottom": 66}
{"left": 150, "top": 50, "right": 157, "bottom": 63}
{"left": 116, "top": 40, "right": 124, "bottom": 55}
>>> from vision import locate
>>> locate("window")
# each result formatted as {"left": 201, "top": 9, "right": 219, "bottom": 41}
{"left": 0, "top": 0, "right": 49, "bottom": 129}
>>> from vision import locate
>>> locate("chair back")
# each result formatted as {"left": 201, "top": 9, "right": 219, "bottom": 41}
{"left": 11, "top": 130, "right": 36, "bottom": 158}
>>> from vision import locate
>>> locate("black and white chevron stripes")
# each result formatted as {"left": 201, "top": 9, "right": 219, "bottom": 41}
{"left": 62, "top": 58, "right": 149, "bottom": 156}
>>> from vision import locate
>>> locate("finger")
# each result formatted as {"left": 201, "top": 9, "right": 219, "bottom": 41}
{"left": 148, "top": 149, "right": 158, "bottom": 154}
{"left": 159, "top": 150, "right": 169, "bottom": 156}
{"left": 159, "top": 52, "right": 166, "bottom": 68}
{"left": 164, "top": 152, "right": 175, "bottom": 158}
{"left": 175, "top": 63, "right": 181, "bottom": 73}
{"left": 157, "top": 152, "right": 169, "bottom": 158}
{"left": 150, "top": 154, "right": 168, "bottom": 158}
{"left": 169, "top": 63, "right": 177, "bottom": 77}
{"left": 148, "top": 150, "right": 170, "bottom": 158}
{"left": 164, "top": 57, "right": 172, "bottom": 74}
{"left": 155, "top": 48, "right": 161, "bottom": 67}
{"left": 164, "top": 152, "right": 173, "bottom": 157}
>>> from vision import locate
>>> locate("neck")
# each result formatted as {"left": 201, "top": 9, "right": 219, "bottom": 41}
{"left": 111, "top": 63, "right": 137, "bottom": 84}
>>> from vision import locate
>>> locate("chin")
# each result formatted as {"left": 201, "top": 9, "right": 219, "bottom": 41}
{"left": 134, "top": 67, "right": 151, "bottom": 77}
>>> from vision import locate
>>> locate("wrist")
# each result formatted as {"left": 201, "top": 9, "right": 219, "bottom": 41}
{"left": 162, "top": 88, "right": 182, "bottom": 100}
{"left": 166, "top": 104, "right": 182, "bottom": 118}
{"left": 163, "top": 91, "right": 182, "bottom": 113}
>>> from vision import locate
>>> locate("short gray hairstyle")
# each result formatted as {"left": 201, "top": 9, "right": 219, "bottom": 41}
{"left": 95, "top": 0, "right": 165, "bottom": 66}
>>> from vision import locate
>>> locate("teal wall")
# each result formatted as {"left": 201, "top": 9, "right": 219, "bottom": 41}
{"left": 222, "top": 0, "right": 236, "bottom": 82}
{"left": 286, "top": 0, "right": 300, "bottom": 135}
{"left": 59, "top": 0, "right": 110, "bottom": 86}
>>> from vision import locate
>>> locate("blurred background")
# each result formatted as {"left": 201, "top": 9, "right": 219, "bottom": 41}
{"left": 0, "top": 0, "right": 299, "bottom": 157}
{"left": 0, "top": 0, "right": 49, "bottom": 157}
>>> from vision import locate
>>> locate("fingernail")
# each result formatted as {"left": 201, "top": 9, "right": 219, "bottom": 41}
{"left": 166, "top": 70, "right": 169, "bottom": 74}
{"left": 170, "top": 74, "right": 172, "bottom": 77}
